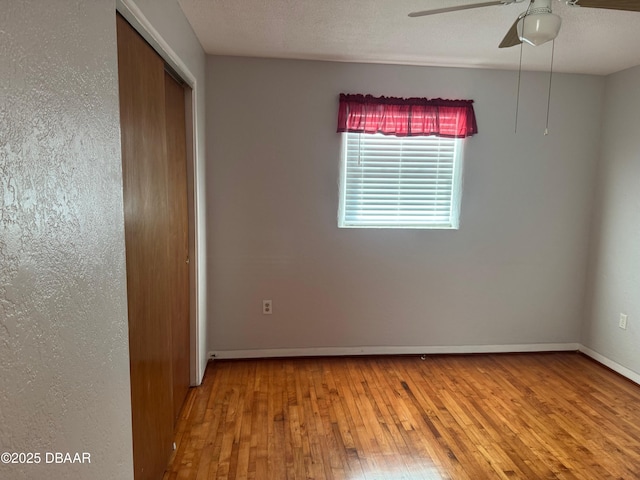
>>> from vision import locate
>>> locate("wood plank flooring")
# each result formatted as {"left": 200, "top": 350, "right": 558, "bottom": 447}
{"left": 163, "top": 353, "right": 640, "bottom": 479}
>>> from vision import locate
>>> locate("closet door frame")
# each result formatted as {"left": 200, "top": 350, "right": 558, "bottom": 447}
{"left": 116, "top": 0, "right": 202, "bottom": 387}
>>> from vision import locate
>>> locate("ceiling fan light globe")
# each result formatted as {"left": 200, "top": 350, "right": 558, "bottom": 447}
{"left": 516, "top": 13, "right": 562, "bottom": 46}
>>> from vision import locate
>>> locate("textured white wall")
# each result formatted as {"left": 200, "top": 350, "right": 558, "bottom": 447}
{"left": 582, "top": 65, "right": 640, "bottom": 375}
{"left": 130, "top": 0, "right": 208, "bottom": 384}
{"left": 206, "top": 56, "right": 604, "bottom": 354}
{"left": 0, "top": 1, "right": 133, "bottom": 479}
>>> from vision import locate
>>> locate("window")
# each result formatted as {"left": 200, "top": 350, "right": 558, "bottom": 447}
{"left": 335, "top": 93, "right": 476, "bottom": 229}
{"left": 338, "top": 132, "right": 464, "bottom": 229}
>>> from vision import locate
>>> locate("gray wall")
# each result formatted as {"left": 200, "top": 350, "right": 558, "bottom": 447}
{"left": 206, "top": 56, "right": 604, "bottom": 355}
{"left": 582, "top": 65, "right": 640, "bottom": 376}
{"left": 0, "top": 1, "right": 133, "bottom": 478}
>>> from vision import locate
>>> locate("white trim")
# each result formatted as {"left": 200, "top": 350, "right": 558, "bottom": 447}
{"left": 579, "top": 345, "right": 640, "bottom": 386}
{"left": 209, "top": 343, "right": 579, "bottom": 360}
{"left": 116, "top": 0, "right": 203, "bottom": 385}
{"left": 209, "top": 344, "right": 640, "bottom": 386}
{"left": 116, "top": 0, "right": 196, "bottom": 88}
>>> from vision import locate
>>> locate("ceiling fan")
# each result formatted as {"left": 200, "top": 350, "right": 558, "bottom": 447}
{"left": 409, "top": 0, "right": 640, "bottom": 48}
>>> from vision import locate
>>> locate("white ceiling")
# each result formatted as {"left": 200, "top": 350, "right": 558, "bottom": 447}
{"left": 178, "top": 0, "right": 640, "bottom": 75}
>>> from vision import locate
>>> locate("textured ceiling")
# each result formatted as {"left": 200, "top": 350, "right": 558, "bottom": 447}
{"left": 178, "top": 0, "right": 640, "bottom": 75}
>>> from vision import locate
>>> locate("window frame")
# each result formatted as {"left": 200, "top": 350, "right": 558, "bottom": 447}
{"left": 338, "top": 132, "right": 465, "bottom": 230}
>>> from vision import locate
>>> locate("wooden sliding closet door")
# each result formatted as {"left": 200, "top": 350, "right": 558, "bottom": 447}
{"left": 117, "top": 14, "right": 174, "bottom": 480}
{"left": 164, "top": 72, "right": 191, "bottom": 424}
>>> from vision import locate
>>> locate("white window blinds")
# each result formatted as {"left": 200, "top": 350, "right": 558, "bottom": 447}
{"left": 338, "top": 132, "right": 463, "bottom": 229}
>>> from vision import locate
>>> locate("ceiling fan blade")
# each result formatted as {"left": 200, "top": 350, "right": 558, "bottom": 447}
{"left": 573, "top": 0, "right": 640, "bottom": 12}
{"left": 409, "top": 1, "right": 504, "bottom": 17}
{"left": 498, "top": 16, "right": 523, "bottom": 48}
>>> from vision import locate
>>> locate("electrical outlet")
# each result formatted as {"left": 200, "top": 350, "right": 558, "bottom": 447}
{"left": 619, "top": 313, "right": 628, "bottom": 330}
{"left": 263, "top": 300, "right": 272, "bottom": 315}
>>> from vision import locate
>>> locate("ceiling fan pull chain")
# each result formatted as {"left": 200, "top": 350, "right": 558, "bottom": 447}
{"left": 544, "top": 38, "right": 556, "bottom": 136}
{"left": 514, "top": 40, "right": 524, "bottom": 133}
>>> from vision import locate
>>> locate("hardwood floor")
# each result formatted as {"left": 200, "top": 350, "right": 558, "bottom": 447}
{"left": 164, "top": 353, "right": 640, "bottom": 479}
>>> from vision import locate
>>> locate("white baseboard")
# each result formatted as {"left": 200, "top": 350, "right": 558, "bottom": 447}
{"left": 209, "top": 343, "right": 580, "bottom": 360}
{"left": 578, "top": 345, "right": 640, "bottom": 385}
{"left": 208, "top": 343, "right": 640, "bottom": 386}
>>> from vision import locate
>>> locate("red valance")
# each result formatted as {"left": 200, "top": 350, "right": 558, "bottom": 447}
{"left": 337, "top": 93, "right": 478, "bottom": 138}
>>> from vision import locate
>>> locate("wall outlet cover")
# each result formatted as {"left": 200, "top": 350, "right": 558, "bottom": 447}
{"left": 263, "top": 300, "right": 272, "bottom": 315}
{"left": 619, "top": 313, "right": 628, "bottom": 330}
